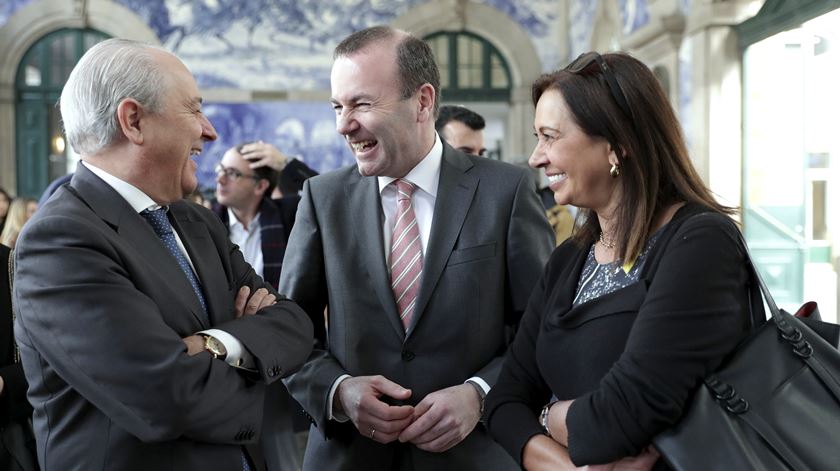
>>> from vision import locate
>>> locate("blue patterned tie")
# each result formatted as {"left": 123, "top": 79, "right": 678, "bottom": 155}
{"left": 140, "top": 208, "right": 251, "bottom": 470}
{"left": 140, "top": 207, "right": 209, "bottom": 326}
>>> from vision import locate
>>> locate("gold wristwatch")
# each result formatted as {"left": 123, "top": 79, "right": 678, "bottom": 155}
{"left": 202, "top": 335, "right": 227, "bottom": 360}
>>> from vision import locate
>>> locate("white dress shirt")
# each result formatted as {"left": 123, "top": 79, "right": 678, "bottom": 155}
{"left": 82, "top": 161, "right": 251, "bottom": 367}
{"left": 227, "top": 208, "right": 263, "bottom": 277}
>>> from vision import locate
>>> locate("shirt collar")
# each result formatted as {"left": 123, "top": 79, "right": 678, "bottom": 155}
{"left": 378, "top": 133, "right": 442, "bottom": 198}
{"left": 227, "top": 207, "right": 260, "bottom": 231}
{"left": 81, "top": 160, "right": 161, "bottom": 213}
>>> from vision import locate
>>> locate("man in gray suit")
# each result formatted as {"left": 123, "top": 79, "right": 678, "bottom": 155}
{"left": 280, "top": 26, "right": 554, "bottom": 470}
{"left": 13, "top": 39, "right": 313, "bottom": 470}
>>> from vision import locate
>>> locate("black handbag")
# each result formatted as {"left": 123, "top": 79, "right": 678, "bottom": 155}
{"left": 653, "top": 233, "right": 840, "bottom": 470}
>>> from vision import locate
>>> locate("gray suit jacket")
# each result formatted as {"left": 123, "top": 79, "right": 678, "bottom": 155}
{"left": 13, "top": 164, "right": 313, "bottom": 470}
{"left": 280, "top": 145, "right": 554, "bottom": 470}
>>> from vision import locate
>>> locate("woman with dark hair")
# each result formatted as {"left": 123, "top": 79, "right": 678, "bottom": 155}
{"left": 484, "top": 52, "right": 752, "bottom": 470}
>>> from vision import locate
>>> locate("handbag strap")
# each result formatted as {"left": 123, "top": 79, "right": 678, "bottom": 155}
{"left": 734, "top": 232, "right": 785, "bottom": 328}
{"left": 640, "top": 205, "right": 762, "bottom": 331}
{"left": 639, "top": 203, "right": 784, "bottom": 333}
{"left": 732, "top": 233, "right": 840, "bottom": 395}
{"left": 7, "top": 247, "right": 19, "bottom": 364}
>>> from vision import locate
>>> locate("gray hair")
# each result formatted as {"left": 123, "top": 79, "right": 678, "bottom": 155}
{"left": 60, "top": 38, "right": 168, "bottom": 155}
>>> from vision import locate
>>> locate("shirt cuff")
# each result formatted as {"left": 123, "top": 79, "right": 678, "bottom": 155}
{"left": 327, "top": 374, "right": 352, "bottom": 422}
{"left": 465, "top": 376, "right": 490, "bottom": 395}
{"left": 199, "top": 328, "right": 255, "bottom": 368}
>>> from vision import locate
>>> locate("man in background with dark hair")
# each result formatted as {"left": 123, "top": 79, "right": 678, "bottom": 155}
{"left": 435, "top": 105, "right": 487, "bottom": 157}
{"left": 281, "top": 25, "right": 553, "bottom": 470}
{"left": 235, "top": 140, "right": 319, "bottom": 199}
{"left": 215, "top": 143, "right": 292, "bottom": 290}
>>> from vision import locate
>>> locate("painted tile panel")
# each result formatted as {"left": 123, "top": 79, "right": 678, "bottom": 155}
{"left": 115, "top": 0, "right": 562, "bottom": 87}
{"left": 0, "top": 0, "right": 33, "bottom": 28}
{"left": 618, "top": 0, "right": 650, "bottom": 35}
{"left": 569, "top": 0, "right": 598, "bottom": 62}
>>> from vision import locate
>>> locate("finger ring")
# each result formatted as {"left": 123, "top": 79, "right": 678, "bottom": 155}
{"left": 369, "top": 427, "right": 376, "bottom": 439}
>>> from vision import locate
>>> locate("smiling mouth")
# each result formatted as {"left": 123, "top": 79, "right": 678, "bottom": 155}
{"left": 548, "top": 173, "right": 567, "bottom": 184}
{"left": 190, "top": 148, "right": 202, "bottom": 157}
{"left": 350, "top": 140, "right": 376, "bottom": 153}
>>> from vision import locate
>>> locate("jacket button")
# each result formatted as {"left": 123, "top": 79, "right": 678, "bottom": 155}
{"left": 401, "top": 350, "right": 415, "bottom": 361}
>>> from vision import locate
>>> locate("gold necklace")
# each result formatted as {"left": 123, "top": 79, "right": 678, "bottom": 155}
{"left": 598, "top": 232, "right": 616, "bottom": 249}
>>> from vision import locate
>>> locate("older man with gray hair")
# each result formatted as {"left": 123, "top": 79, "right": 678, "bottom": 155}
{"left": 13, "top": 38, "right": 313, "bottom": 470}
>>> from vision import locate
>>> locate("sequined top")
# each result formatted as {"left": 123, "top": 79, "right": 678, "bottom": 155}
{"left": 573, "top": 227, "right": 665, "bottom": 306}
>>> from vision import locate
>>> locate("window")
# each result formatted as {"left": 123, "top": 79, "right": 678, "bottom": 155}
{"left": 15, "top": 28, "right": 108, "bottom": 197}
{"left": 424, "top": 32, "right": 511, "bottom": 102}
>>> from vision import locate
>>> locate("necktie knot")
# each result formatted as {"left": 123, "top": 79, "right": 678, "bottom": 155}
{"left": 140, "top": 207, "right": 173, "bottom": 237}
{"left": 394, "top": 179, "right": 416, "bottom": 202}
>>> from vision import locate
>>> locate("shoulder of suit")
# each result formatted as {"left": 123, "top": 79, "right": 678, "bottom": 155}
{"left": 464, "top": 153, "right": 529, "bottom": 176}
{"left": 304, "top": 164, "right": 362, "bottom": 190}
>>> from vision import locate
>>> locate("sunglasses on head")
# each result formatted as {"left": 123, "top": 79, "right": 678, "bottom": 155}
{"left": 565, "top": 52, "right": 633, "bottom": 121}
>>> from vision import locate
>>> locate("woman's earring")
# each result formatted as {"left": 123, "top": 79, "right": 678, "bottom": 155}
{"left": 610, "top": 163, "right": 620, "bottom": 178}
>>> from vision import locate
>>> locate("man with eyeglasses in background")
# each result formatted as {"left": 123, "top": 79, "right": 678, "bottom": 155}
{"left": 214, "top": 142, "right": 308, "bottom": 471}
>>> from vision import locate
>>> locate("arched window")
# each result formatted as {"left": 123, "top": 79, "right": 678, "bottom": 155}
{"left": 424, "top": 31, "right": 512, "bottom": 102}
{"left": 15, "top": 28, "right": 108, "bottom": 197}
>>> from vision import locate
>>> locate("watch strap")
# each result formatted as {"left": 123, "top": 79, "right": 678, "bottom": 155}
{"left": 540, "top": 400, "right": 558, "bottom": 437}
{"left": 465, "top": 380, "right": 487, "bottom": 414}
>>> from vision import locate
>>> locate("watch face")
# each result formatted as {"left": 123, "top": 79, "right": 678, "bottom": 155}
{"left": 205, "top": 336, "right": 226, "bottom": 357}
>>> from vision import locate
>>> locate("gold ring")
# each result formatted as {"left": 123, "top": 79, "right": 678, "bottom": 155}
{"left": 369, "top": 427, "right": 376, "bottom": 439}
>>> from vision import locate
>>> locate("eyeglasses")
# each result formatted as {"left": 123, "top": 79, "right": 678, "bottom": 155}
{"left": 565, "top": 52, "right": 632, "bottom": 121}
{"left": 214, "top": 164, "right": 260, "bottom": 181}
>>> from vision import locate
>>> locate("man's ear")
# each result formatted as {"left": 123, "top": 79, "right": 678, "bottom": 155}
{"left": 416, "top": 83, "right": 436, "bottom": 123}
{"left": 255, "top": 178, "right": 270, "bottom": 196}
{"left": 116, "top": 98, "right": 144, "bottom": 145}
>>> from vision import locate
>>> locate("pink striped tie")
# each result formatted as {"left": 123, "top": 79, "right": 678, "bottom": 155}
{"left": 390, "top": 179, "right": 423, "bottom": 331}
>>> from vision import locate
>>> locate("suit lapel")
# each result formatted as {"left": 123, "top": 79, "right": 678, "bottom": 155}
{"left": 347, "top": 174, "right": 406, "bottom": 340}
{"left": 170, "top": 204, "right": 229, "bottom": 325}
{"left": 69, "top": 166, "right": 209, "bottom": 328}
{"left": 410, "top": 148, "right": 477, "bottom": 333}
